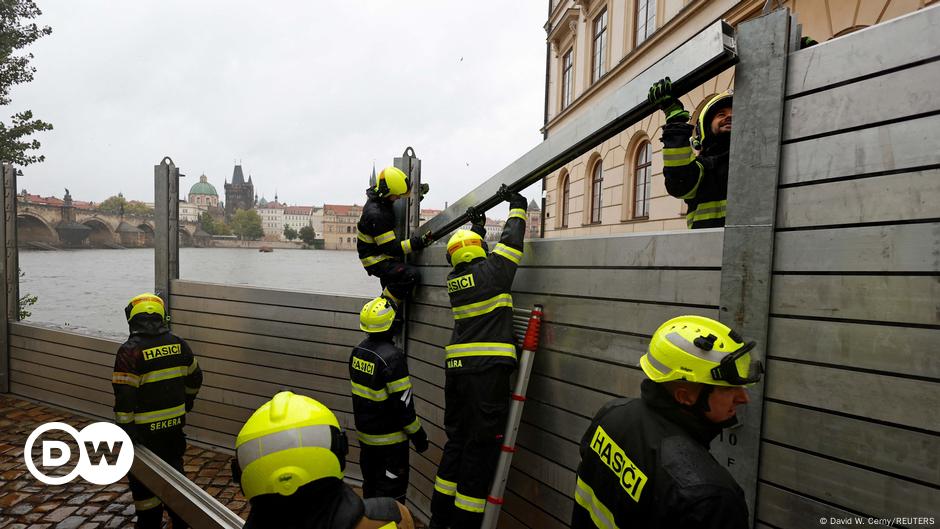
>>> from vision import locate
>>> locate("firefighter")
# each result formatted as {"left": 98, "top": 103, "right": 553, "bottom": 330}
{"left": 350, "top": 296, "right": 429, "bottom": 503}
{"left": 357, "top": 166, "right": 433, "bottom": 305}
{"left": 112, "top": 292, "right": 203, "bottom": 529}
{"left": 649, "top": 77, "right": 732, "bottom": 228}
{"left": 428, "top": 186, "right": 528, "bottom": 529}
{"left": 234, "top": 391, "right": 415, "bottom": 529}
{"left": 571, "top": 315, "right": 763, "bottom": 529}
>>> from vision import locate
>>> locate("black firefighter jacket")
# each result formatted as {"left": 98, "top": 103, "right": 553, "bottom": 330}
{"left": 660, "top": 121, "right": 731, "bottom": 229}
{"left": 357, "top": 189, "right": 419, "bottom": 273}
{"left": 349, "top": 336, "right": 422, "bottom": 447}
{"left": 444, "top": 206, "right": 527, "bottom": 374}
{"left": 112, "top": 316, "right": 203, "bottom": 452}
{"left": 571, "top": 379, "right": 749, "bottom": 529}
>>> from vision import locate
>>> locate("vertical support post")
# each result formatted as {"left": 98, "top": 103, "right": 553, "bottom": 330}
{"left": 714, "top": 8, "right": 790, "bottom": 521}
{"left": 154, "top": 157, "right": 180, "bottom": 312}
{"left": 392, "top": 148, "right": 421, "bottom": 348}
{"left": 0, "top": 164, "right": 16, "bottom": 393}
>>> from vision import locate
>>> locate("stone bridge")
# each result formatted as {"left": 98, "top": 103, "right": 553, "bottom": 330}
{"left": 16, "top": 200, "right": 200, "bottom": 248}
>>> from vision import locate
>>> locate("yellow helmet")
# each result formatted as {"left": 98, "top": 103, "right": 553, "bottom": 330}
{"left": 640, "top": 315, "right": 762, "bottom": 387}
{"left": 446, "top": 229, "right": 487, "bottom": 267}
{"left": 360, "top": 296, "right": 396, "bottom": 333}
{"left": 124, "top": 292, "right": 165, "bottom": 322}
{"left": 371, "top": 166, "right": 411, "bottom": 197}
{"left": 234, "top": 391, "right": 347, "bottom": 500}
{"left": 694, "top": 91, "right": 732, "bottom": 150}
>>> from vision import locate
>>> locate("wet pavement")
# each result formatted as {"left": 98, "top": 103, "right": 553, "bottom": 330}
{"left": 0, "top": 394, "right": 249, "bottom": 528}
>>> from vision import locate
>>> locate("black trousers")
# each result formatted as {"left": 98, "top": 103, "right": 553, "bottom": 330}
{"left": 430, "top": 366, "right": 512, "bottom": 529}
{"left": 129, "top": 436, "right": 188, "bottom": 529}
{"left": 371, "top": 260, "right": 421, "bottom": 304}
{"left": 359, "top": 440, "right": 411, "bottom": 503}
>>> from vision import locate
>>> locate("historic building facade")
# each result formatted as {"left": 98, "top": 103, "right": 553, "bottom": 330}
{"left": 224, "top": 164, "right": 255, "bottom": 219}
{"left": 541, "top": 0, "right": 932, "bottom": 237}
{"left": 322, "top": 204, "right": 363, "bottom": 250}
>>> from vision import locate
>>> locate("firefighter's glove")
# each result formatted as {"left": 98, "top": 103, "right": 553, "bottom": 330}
{"left": 466, "top": 206, "right": 486, "bottom": 228}
{"left": 508, "top": 191, "right": 528, "bottom": 212}
{"left": 800, "top": 36, "right": 818, "bottom": 49}
{"left": 410, "top": 427, "right": 429, "bottom": 453}
{"left": 410, "top": 231, "right": 433, "bottom": 251}
{"left": 649, "top": 77, "right": 689, "bottom": 124}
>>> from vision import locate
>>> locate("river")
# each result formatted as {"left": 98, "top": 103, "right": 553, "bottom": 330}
{"left": 18, "top": 248, "right": 375, "bottom": 339}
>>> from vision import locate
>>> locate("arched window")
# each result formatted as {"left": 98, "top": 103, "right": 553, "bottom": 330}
{"left": 633, "top": 141, "right": 652, "bottom": 218}
{"left": 590, "top": 161, "right": 603, "bottom": 224}
{"left": 559, "top": 172, "right": 570, "bottom": 228}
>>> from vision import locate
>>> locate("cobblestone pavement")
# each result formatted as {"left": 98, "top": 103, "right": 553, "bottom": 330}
{"left": 0, "top": 394, "right": 249, "bottom": 528}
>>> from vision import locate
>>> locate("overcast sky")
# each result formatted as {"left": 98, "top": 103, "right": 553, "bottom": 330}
{"left": 10, "top": 1, "right": 548, "bottom": 212}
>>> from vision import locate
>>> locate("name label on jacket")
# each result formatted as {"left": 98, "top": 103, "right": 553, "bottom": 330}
{"left": 142, "top": 344, "right": 181, "bottom": 361}
{"left": 447, "top": 273, "right": 475, "bottom": 293}
{"left": 352, "top": 357, "right": 375, "bottom": 375}
{"left": 590, "top": 424, "right": 648, "bottom": 502}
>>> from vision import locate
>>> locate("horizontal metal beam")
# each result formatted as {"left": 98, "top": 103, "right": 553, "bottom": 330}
{"left": 420, "top": 19, "right": 736, "bottom": 240}
{"left": 131, "top": 446, "right": 245, "bottom": 529}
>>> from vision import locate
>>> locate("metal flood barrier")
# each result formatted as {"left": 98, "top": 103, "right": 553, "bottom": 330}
{"left": 2, "top": 5, "right": 938, "bottom": 529}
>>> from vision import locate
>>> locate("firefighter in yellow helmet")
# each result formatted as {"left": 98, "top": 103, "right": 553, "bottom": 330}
{"left": 234, "top": 391, "right": 415, "bottom": 529}
{"left": 112, "top": 293, "right": 202, "bottom": 529}
{"left": 571, "top": 315, "right": 762, "bottom": 529}
{"left": 649, "top": 77, "right": 733, "bottom": 229}
{"left": 350, "top": 297, "right": 428, "bottom": 503}
{"left": 429, "top": 186, "right": 528, "bottom": 529}
{"left": 357, "top": 166, "right": 432, "bottom": 306}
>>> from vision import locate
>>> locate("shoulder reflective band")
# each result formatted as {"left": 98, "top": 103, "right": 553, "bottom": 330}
{"left": 133, "top": 404, "right": 186, "bottom": 425}
{"left": 357, "top": 229, "right": 375, "bottom": 243}
{"left": 386, "top": 376, "right": 412, "bottom": 394}
{"left": 444, "top": 342, "right": 517, "bottom": 361}
{"left": 404, "top": 418, "right": 421, "bottom": 434}
{"left": 662, "top": 146, "right": 695, "bottom": 167}
{"left": 360, "top": 254, "right": 391, "bottom": 267}
{"left": 187, "top": 358, "right": 199, "bottom": 375}
{"left": 451, "top": 293, "right": 513, "bottom": 320}
{"left": 492, "top": 243, "right": 522, "bottom": 264}
{"left": 401, "top": 239, "right": 413, "bottom": 254}
{"left": 237, "top": 424, "right": 333, "bottom": 469}
{"left": 374, "top": 230, "right": 396, "bottom": 245}
{"left": 138, "top": 366, "right": 188, "bottom": 385}
{"left": 112, "top": 372, "right": 140, "bottom": 387}
{"left": 455, "top": 492, "right": 486, "bottom": 513}
{"left": 686, "top": 199, "right": 727, "bottom": 228}
{"left": 508, "top": 208, "right": 527, "bottom": 221}
{"left": 351, "top": 381, "right": 389, "bottom": 401}
{"left": 574, "top": 476, "right": 621, "bottom": 529}
{"left": 357, "top": 430, "right": 408, "bottom": 446}
{"left": 434, "top": 476, "right": 457, "bottom": 496}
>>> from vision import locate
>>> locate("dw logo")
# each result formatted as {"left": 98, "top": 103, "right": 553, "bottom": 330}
{"left": 24, "top": 422, "right": 134, "bottom": 485}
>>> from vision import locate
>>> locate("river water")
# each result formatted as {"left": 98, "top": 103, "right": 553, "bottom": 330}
{"left": 19, "top": 248, "right": 375, "bottom": 339}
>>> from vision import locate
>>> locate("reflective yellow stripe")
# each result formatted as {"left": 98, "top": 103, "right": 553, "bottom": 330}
{"left": 492, "top": 243, "right": 522, "bottom": 264}
{"left": 115, "top": 411, "right": 135, "bottom": 424}
{"left": 455, "top": 492, "right": 486, "bottom": 513}
{"left": 138, "top": 366, "right": 188, "bottom": 385}
{"left": 404, "top": 418, "right": 421, "bottom": 434}
{"left": 386, "top": 376, "right": 412, "bottom": 394}
{"left": 375, "top": 230, "right": 396, "bottom": 245}
{"left": 377, "top": 523, "right": 396, "bottom": 529}
{"left": 187, "top": 358, "right": 198, "bottom": 375}
{"left": 451, "top": 293, "right": 513, "bottom": 320}
{"left": 444, "top": 342, "right": 517, "bottom": 361}
{"left": 434, "top": 476, "right": 458, "bottom": 496}
{"left": 677, "top": 161, "right": 705, "bottom": 200}
{"left": 135, "top": 496, "right": 162, "bottom": 511}
{"left": 686, "top": 199, "right": 727, "bottom": 228}
{"left": 361, "top": 254, "right": 391, "bottom": 267}
{"left": 662, "top": 146, "right": 695, "bottom": 167}
{"left": 357, "top": 430, "right": 408, "bottom": 446}
{"left": 351, "top": 381, "right": 389, "bottom": 401}
{"left": 184, "top": 386, "right": 199, "bottom": 395}
{"left": 401, "top": 239, "right": 413, "bottom": 255}
{"left": 111, "top": 372, "right": 140, "bottom": 387}
{"left": 357, "top": 229, "right": 375, "bottom": 243}
{"left": 574, "top": 476, "right": 620, "bottom": 529}
{"left": 508, "top": 208, "right": 527, "bottom": 221}
{"left": 133, "top": 404, "right": 185, "bottom": 425}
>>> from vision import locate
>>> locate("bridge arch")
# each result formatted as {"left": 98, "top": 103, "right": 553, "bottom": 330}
{"left": 83, "top": 218, "right": 116, "bottom": 247}
{"left": 137, "top": 223, "right": 155, "bottom": 246}
{"left": 16, "top": 213, "right": 58, "bottom": 246}
{"left": 179, "top": 227, "right": 193, "bottom": 248}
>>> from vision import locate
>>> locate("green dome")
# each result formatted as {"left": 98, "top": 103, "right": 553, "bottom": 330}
{"left": 189, "top": 174, "right": 218, "bottom": 197}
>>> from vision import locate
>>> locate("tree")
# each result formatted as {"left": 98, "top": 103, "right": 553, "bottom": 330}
{"left": 231, "top": 209, "right": 263, "bottom": 240}
{"left": 18, "top": 269, "right": 37, "bottom": 319}
{"left": 199, "top": 211, "right": 231, "bottom": 236}
{"left": 0, "top": 0, "right": 53, "bottom": 166}
{"left": 97, "top": 194, "right": 154, "bottom": 217}
{"left": 283, "top": 224, "right": 298, "bottom": 241}
{"left": 298, "top": 225, "right": 317, "bottom": 246}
